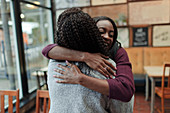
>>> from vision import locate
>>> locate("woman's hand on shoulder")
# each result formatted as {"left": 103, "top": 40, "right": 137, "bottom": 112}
{"left": 53, "top": 61, "right": 84, "bottom": 84}
{"left": 82, "top": 52, "right": 117, "bottom": 78}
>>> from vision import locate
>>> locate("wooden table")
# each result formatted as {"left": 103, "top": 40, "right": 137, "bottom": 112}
{"left": 39, "top": 67, "right": 48, "bottom": 89}
{"left": 31, "top": 67, "right": 48, "bottom": 90}
{"left": 144, "top": 66, "right": 169, "bottom": 113}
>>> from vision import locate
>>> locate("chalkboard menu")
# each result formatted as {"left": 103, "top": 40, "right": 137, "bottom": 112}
{"left": 132, "top": 27, "right": 148, "bottom": 47}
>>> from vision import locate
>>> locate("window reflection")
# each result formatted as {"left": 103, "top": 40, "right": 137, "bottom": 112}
{"left": 0, "top": 0, "right": 19, "bottom": 107}
{"left": 20, "top": 3, "right": 51, "bottom": 92}
{"left": 22, "top": 0, "right": 51, "bottom": 8}
{"left": 0, "top": 0, "right": 18, "bottom": 90}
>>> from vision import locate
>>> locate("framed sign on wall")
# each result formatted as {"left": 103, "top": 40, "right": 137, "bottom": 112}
{"left": 129, "top": 0, "right": 170, "bottom": 25}
{"left": 153, "top": 25, "right": 170, "bottom": 47}
{"left": 91, "top": 0, "right": 127, "bottom": 6}
{"left": 117, "top": 28, "right": 129, "bottom": 48}
{"left": 55, "top": 0, "right": 90, "bottom": 9}
{"left": 129, "top": 25, "right": 152, "bottom": 47}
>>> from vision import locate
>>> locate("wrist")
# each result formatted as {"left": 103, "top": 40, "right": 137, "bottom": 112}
{"left": 78, "top": 73, "right": 86, "bottom": 85}
{"left": 81, "top": 52, "right": 89, "bottom": 62}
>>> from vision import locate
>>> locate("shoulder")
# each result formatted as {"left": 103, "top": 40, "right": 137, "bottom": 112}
{"left": 115, "top": 47, "right": 130, "bottom": 63}
{"left": 48, "top": 60, "right": 65, "bottom": 72}
{"left": 117, "top": 47, "right": 127, "bottom": 55}
{"left": 116, "top": 47, "right": 128, "bottom": 58}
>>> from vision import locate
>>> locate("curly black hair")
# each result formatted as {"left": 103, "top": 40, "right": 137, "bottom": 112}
{"left": 55, "top": 8, "right": 108, "bottom": 56}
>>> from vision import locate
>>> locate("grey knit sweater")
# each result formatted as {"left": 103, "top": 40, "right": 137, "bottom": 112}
{"left": 48, "top": 59, "right": 134, "bottom": 113}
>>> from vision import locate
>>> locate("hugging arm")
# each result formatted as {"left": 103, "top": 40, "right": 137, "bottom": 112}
{"left": 54, "top": 48, "right": 135, "bottom": 102}
{"left": 42, "top": 44, "right": 116, "bottom": 77}
{"left": 107, "top": 48, "right": 135, "bottom": 102}
{"left": 54, "top": 61, "right": 110, "bottom": 96}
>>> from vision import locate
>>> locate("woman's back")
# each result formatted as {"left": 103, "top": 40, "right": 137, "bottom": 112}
{"left": 47, "top": 59, "right": 134, "bottom": 113}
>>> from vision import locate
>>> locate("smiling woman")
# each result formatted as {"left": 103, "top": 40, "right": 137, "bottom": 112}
{"left": 97, "top": 20, "right": 114, "bottom": 49}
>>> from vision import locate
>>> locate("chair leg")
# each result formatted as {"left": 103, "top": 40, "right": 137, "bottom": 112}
{"left": 161, "top": 97, "right": 164, "bottom": 113}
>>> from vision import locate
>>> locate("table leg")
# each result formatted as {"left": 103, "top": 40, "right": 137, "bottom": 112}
{"left": 150, "top": 77, "right": 155, "bottom": 113}
{"left": 145, "top": 74, "right": 149, "bottom": 101}
{"left": 36, "top": 71, "right": 41, "bottom": 89}
{"left": 44, "top": 71, "right": 48, "bottom": 90}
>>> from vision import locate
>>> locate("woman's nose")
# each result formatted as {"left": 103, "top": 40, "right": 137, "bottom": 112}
{"left": 103, "top": 33, "right": 110, "bottom": 40}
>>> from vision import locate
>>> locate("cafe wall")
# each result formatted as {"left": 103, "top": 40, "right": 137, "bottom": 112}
{"left": 82, "top": 0, "right": 170, "bottom": 48}
{"left": 81, "top": 0, "right": 170, "bottom": 74}
{"left": 55, "top": 0, "right": 170, "bottom": 74}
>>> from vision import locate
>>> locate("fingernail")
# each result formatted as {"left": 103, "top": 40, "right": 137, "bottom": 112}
{"left": 53, "top": 75, "right": 56, "bottom": 77}
{"left": 66, "top": 60, "right": 69, "bottom": 63}
{"left": 56, "top": 81, "right": 61, "bottom": 83}
{"left": 57, "top": 64, "right": 61, "bottom": 66}
{"left": 115, "top": 67, "right": 117, "bottom": 70}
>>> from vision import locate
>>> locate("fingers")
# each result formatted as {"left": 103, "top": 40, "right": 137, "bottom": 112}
{"left": 56, "top": 80, "right": 67, "bottom": 83}
{"left": 56, "top": 80, "right": 74, "bottom": 84}
{"left": 56, "top": 64, "right": 68, "bottom": 71}
{"left": 101, "top": 67, "right": 112, "bottom": 78}
{"left": 104, "top": 60, "right": 117, "bottom": 71}
{"left": 105, "top": 66, "right": 116, "bottom": 77}
{"left": 97, "top": 65, "right": 113, "bottom": 78}
{"left": 55, "top": 77, "right": 68, "bottom": 83}
{"left": 53, "top": 75, "right": 65, "bottom": 79}
{"left": 65, "top": 60, "right": 72, "bottom": 67}
{"left": 97, "top": 68, "right": 109, "bottom": 78}
{"left": 54, "top": 68, "right": 65, "bottom": 74}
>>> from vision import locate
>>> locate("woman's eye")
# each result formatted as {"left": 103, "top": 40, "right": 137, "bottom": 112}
{"left": 109, "top": 34, "right": 114, "bottom": 38}
{"left": 100, "top": 31, "right": 105, "bottom": 34}
{"left": 109, "top": 32, "right": 114, "bottom": 38}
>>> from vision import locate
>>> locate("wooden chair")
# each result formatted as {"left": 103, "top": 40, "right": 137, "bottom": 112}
{"left": 0, "top": 89, "right": 19, "bottom": 113}
{"left": 155, "top": 63, "right": 170, "bottom": 113}
{"left": 36, "top": 90, "right": 50, "bottom": 113}
{"left": 33, "top": 70, "right": 48, "bottom": 90}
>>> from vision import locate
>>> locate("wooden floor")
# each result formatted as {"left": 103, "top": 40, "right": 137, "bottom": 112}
{"left": 30, "top": 91, "right": 170, "bottom": 113}
{"left": 134, "top": 92, "right": 152, "bottom": 113}
{"left": 134, "top": 91, "right": 170, "bottom": 113}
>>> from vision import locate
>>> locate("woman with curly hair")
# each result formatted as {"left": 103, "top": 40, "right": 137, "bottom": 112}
{"left": 47, "top": 8, "right": 134, "bottom": 113}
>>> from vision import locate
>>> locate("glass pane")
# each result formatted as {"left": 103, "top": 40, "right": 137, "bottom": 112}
{"left": 20, "top": 3, "right": 52, "bottom": 92}
{"left": 56, "top": 9, "right": 65, "bottom": 22}
{"left": 21, "top": 0, "right": 51, "bottom": 8}
{"left": 0, "top": 1, "right": 19, "bottom": 90}
{"left": 55, "top": 0, "right": 90, "bottom": 9}
{"left": 0, "top": 0, "right": 19, "bottom": 108}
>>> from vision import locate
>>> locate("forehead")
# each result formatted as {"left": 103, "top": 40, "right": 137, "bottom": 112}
{"left": 96, "top": 20, "right": 114, "bottom": 30}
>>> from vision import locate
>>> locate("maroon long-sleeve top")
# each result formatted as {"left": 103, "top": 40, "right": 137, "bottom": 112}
{"left": 42, "top": 44, "right": 135, "bottom": 102}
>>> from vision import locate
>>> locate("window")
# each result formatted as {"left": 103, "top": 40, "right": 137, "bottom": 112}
{"left": 20, "top": 2, "right": 53, "bottom": 92}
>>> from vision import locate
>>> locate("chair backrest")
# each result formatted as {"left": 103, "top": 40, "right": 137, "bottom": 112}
{"left": 0, "top": 89, "right": 19, "bottom": 113}
{"left": 36, "top": 90, "right": 50, "bottom": 113}
{"left": 162, "top": 63, "right": 170, "bottom": 89}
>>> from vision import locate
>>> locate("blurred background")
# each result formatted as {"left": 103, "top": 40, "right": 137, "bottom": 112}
{"left": 0, "top": 0, "right": 170, "bottom": 113}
